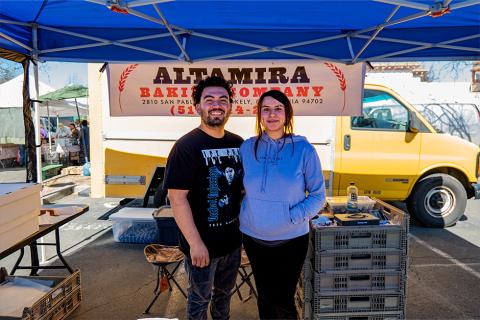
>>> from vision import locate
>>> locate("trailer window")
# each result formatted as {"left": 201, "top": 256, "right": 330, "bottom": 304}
{"left": 352, "top": 89, "right": 409, "bottom": 131}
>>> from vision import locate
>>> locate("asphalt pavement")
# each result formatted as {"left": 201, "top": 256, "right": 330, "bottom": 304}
{"left": 1, "top": 188, "right": 480, "bottom": 319}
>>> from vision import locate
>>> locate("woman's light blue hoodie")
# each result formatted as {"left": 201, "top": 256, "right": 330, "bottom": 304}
{"left": 240, "top": 133, "right": 326, "bottom": 241}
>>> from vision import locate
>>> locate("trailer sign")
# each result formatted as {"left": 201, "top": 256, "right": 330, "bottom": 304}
{"left": 108, "top": 61, "right": 365, "bottom": 117}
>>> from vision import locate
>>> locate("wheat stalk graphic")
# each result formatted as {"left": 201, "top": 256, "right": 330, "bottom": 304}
{"left": 324, "top": 62, "right": 347, "bottom": 114}
{"left": 118, "top": 64, "right": 139, "bottom": 112}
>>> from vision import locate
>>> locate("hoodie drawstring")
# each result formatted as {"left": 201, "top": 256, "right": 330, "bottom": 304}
{"left": 261, "top": 142, "right": 270, "bottom": 193}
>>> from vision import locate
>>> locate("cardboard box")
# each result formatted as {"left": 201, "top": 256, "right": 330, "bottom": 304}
{"left": 0, "top": 183, "right": 41, "bottom": 252}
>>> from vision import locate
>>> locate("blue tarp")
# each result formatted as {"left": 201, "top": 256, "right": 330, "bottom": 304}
{"left": 0, "top": 0, "right": 479, "bottom": 63}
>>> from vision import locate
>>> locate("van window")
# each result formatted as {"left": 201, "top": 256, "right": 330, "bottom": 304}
{"left": 352, "top": 89, "right": 409, "bottom": 131}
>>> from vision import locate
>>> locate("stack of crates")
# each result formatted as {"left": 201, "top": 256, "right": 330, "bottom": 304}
{"left": 297, "top": 198, "right": 409, "bottom": 320}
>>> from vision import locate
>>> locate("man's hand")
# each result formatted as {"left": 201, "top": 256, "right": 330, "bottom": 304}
{"left": 169, "top": 189, "right": 211, "bottom": 268}
{"left": 190, "top": 241, "right": 210, "bottom": 268}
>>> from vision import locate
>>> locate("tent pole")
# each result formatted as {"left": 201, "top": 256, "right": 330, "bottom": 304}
{"left": 32, "top": 24, "right": 42, "bottom": 184}
{"left": 32, "top": 23, "right": 45, "bottom": 264}
{"left": 47, "top": 102, "right": 52, "bottom": 152}
{"left": 75, "top": 98, "right": 89, "bottom": 163}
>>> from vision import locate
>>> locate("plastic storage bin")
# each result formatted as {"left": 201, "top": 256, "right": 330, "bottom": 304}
{"left": 109, "top": 208, "right": 158, "bottom": 243}
{"left": 326, "top": 196, "right": 376, "bottom": 213}
{"left": 0, "top": 183, "right": 41, "bottom": 252}
{"left": 153, "top": 206, "right": 179, "bottom": 246}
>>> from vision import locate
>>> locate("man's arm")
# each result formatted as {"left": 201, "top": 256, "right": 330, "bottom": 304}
{"left": 168, "top": 189, "right": 210, "bottom": 268}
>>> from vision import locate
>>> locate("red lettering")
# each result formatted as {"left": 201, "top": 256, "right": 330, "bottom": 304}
{"left": 239, "top": 87, "right": 249, "bottom": 97}
{"left": 312, "top": 86, "right": 324, "bottom": 97}
{"left": 296, "top": 87, "right": 309, "bottom": 97}
{"left": 181, "top": 87, "right": 189, "bottom": 98}
{"left": 283, "top": 87, "right": 293, "bottom": 97}
{"left": 167, "top": 87, "right": 178, "bottom": 97}
{"left": 140, "top": 87, "right": 150, "bottom": 97}
{"left": 153, "top": 87, "right": 163, "bottom": 97}
{"left": 253, "top": 87, "right": 267, "bottom": 97}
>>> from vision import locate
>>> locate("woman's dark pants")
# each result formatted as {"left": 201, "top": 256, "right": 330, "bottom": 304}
{"left": 243, "top": 233, "right": 309, "bottom": 320}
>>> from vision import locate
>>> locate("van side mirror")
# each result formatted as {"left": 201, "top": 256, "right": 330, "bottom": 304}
{"left": 408, "top": 112, "right": 420, "bottom": 133}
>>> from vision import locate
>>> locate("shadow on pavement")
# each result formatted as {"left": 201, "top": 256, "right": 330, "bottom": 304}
{"left": 38, "top": 231, "right": 259, "bottom": 320}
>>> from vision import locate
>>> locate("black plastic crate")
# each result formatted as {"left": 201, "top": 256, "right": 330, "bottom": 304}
{"left": 314, "top": 270, "right": 404, "bottom": 293}
{"left": 312, "top": 226, "right": 406, "bottom": 251}
{"left": 315, "top": 249, "right": 405, "bottom": 272}
{"left": 313, "top": 292, "right": 405, "bottom": 314}
{"left": 153, "top": 206, "right": 179, "bottom": 246}
{"left": 311, "top": 199, "right": 409, "bottom": 252}
{"left": 313, "top": 312, "right": 404, "bottom": 320}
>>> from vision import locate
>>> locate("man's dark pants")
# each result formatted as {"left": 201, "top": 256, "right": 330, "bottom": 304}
{"left": 184, "top": 247, "right": 241, "bottom": 320}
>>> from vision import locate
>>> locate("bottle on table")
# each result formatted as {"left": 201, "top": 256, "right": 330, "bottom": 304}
{"left": 346, "top": 182, "right": 359, "bottom": 212}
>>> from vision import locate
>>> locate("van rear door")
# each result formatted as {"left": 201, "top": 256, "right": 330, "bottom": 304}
{"left": 338, "top": 87, "right": 421, "bottom": 200}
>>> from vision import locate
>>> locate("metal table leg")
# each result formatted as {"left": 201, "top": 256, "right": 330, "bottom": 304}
{"left": 10, "top": 248, "right": 25, "bottom": 275}
{"left": 54, "top": 228, "right": 73, "bottom": 273}
{"left": 29, "top": 241, "right": 40, "bottom": 276}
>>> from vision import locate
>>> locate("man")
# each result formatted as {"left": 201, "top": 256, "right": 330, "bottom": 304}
{"left": 79, "top": 120, "right": 90, "bottom": 162}
{"left": 163, "top": 76, "right": 243, "bottom": 320}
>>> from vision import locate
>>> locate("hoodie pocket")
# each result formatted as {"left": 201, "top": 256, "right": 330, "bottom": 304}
{"left": 247, "top": 198, "right": 291, "bottom": 238}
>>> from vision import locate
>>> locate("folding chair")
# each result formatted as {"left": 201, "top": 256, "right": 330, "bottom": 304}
{"left": 232, "top": 248, "right": 257, "bottom": 302}
{"left": 143, "top": 244, "right": 187, "bottom": 314}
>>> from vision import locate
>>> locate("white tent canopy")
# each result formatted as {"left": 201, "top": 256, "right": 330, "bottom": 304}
{"left": 0, "top": 74, "right": 88, "bottom": 117}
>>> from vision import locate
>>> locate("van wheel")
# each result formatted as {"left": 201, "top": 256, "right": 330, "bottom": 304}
{"left": 153, "top": 185, "right": 169, "bottom": 208}
{"left": 407, "top": 173, "right": 466, "bottom": 228}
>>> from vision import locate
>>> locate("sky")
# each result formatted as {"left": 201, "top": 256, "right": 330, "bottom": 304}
{"left": 1, "top": 59, "right": 475, "bottom": 89}
{"left": 39, "top": 62, "right": 88, "bottom": 88}
{"left": 40, "top": 60, "right": 473, "bottom": 88}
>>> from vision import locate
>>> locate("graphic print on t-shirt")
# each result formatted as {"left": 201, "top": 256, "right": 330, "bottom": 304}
{"left": 202, "top": 148, "right": 241, "bottom": 227}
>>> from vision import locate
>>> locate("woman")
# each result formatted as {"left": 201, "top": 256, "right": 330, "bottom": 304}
{"left": 69, "top": 123, "right": 79, "bottom": 143}
{"left": 239, "top": 90, "right": 326, "bottom": 319}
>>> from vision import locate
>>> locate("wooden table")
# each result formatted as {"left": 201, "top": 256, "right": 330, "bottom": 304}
{"left": 0, "top": 204, "right": 89, "bottom": 275}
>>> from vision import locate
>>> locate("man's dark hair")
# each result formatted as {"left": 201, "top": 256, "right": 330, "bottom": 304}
{"left": 81, "top": 120, "right": 88, "bottom": 126}
{"left": 192, "top": 76, "right": 234, "bottom": 105}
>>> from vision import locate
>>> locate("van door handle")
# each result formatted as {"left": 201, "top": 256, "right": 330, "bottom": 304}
{"left": 344, "top": 135, "right": 351, "bottom": 151}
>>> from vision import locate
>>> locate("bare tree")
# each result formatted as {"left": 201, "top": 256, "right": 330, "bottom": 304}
{"left": 0, "top": 58, "right": 22, "bottom": 84}
{"left": 425, "top": 61, "right": 472, "bottom": 82}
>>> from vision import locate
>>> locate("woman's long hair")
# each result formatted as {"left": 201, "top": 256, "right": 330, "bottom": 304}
{"left": 254, "top": 90, "right": 294, "bottom": 159}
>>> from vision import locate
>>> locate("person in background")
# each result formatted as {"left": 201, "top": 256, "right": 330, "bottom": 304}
{"left": 69, "top": 123, "right": 79, "bottom": 144}
{"left": 55, "top": 123, "right": 71, "bottom": 147}
{"left": 240, "top": 89, "right": 326, "bottom": 320}
{"left": 40, "top": 125, "right": 48, "bottom": 141}
{"left": 79, "top": 120, "right": 90, "bottom": 162}
{"left": 163, "top": 76, "right": 243, "bottom": 320}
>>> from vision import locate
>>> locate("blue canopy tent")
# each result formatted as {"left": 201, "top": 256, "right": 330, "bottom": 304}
{"left": 1, "top": 0, "right": 479, "bottom": 63}
{"left": 1, "top": 0, "right": 479, "bottom": 181}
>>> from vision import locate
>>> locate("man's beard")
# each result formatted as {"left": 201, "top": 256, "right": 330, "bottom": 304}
{"left": 201, "top": 108, "right": 230, "bottom": 127}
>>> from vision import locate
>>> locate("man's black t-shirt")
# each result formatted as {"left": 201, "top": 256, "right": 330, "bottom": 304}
{"left": 163, "top": 128, "right": 243, "bottom": 258}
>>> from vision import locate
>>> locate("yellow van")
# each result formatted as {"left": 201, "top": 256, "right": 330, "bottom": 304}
{"left": 99, "top": 84, "right": 480, "bottom": 228}
{"left": 335, "top": 84, "right": 479, "bottom": 227}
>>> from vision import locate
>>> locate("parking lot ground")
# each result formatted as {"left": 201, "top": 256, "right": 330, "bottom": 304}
{"left": 405, "top": 198, "right": 480, "bottom": 319}
{"left": 1, "top": 194, "right": 479, "bottom": 319}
